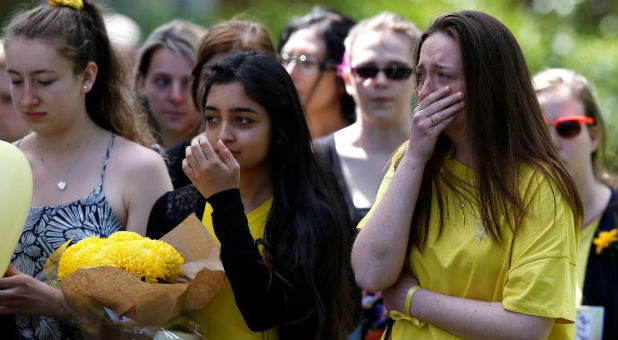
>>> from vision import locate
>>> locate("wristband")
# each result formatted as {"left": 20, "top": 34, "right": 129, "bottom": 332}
{"left": 405, "top": 285, "right": 421, "bottom": 316}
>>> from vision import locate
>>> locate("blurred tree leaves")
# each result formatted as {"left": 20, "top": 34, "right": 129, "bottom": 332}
{"left": 2, "top": 0, "right": 617, "bottom": 158}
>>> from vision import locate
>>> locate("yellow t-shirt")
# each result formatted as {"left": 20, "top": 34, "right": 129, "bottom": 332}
{"left": 576, "top": 217, "right": 600, "bottom": 306}
{"left": 193, "top": 197, "right": 278, "bottom": 340}
{"left": 358, "top": 143, "right": 579, "bottom": 340}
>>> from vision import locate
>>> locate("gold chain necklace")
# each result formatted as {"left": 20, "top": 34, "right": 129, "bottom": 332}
{"left": 454, "top": 190, "right": 488, "bottom": 244}
{"left": 36, "top": 135, "right": 93, "bottom": 191}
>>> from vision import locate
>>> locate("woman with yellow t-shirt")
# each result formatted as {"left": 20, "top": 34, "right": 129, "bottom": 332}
{"left": 147, "top": 51, "right": 355, "bottom": 340}
{"left": 534, "top": 68, "right": 618, "bottom": 340}
{"left": 352, "top": 10, "right": 583, "bottom": 340}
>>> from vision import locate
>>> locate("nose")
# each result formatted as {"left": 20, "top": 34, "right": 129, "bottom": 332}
{"left": 20, "top": 81, "right": 39, "bottom": 108}
{"left": 169, "top": 81, "right": 185, "bottom": 105}
{"left": 373, "top": 70, "right": 389, "bottom": 88}
{"left": 217, "top": 121, "right": 235, "bottom": 143}
{"left": 417, "top": 78, "right": 436, "bottom": 103}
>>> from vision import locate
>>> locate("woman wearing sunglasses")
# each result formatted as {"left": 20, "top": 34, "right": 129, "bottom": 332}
{"left": 352, "top": 11, "right": 582, "bottom": 340}
{"left": 278, "top": 7, "right": 356, "bottom": 139}
{"left": 313, "top": 11, "right": 420, "bottom": 340}
{"left": 535, "top": 68, "right": 618, "bottom": 340}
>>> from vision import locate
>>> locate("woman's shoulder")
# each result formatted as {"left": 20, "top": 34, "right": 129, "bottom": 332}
{"left": 111, "top": 136, "right": 167, "bottom": 168}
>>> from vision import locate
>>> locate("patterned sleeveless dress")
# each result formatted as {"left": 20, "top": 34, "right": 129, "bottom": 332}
{"left": 11, "top": 135, "right": 122, "bottom": 340}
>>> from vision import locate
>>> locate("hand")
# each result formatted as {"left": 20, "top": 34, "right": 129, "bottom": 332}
{"left": 382, "top": 271, "right": 420, "bottom": 315}
{"left": 406, "top": 86, "right": 464, "bottom": 163}
{"left": 183, "top": 135, "right": 240, "bottom": 199}
{"left": 0, "top": 264, "right": 66, "bottom": 318}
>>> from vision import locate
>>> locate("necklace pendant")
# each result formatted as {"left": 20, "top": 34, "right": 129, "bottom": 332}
{"left": 57, "top": 180, "right": 67, "bottom": 191}
{"left": 457, "top": 201, "right": 465, "bottom": 210}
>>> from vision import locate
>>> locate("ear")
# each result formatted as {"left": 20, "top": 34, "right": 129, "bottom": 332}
{"left": 81, "top": 61, "right": 98, "bottom": 93}
{"left": 589, "top": 125, "right": 600, "bottom": 153}
{"left": 342, "top": 67, "right": 355, "bottom": 97}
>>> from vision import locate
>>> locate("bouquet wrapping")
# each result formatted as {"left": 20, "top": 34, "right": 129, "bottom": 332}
{"left": 44, "top": 214, "right": 225, "bottom": 339}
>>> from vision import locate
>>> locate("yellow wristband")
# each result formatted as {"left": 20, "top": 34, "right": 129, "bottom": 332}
{"left": 405, "top": 285, "right": 421, "bottom": 316}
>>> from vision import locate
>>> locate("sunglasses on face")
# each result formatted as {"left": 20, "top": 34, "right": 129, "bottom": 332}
{"left": 351, "top": 65, "right": 413, "bottom": 81}
{"left": 547, "top": 115, "right": 594, "bottom": 138}
{"left": 279, "top": 53, "right": 334, "bottom": 75}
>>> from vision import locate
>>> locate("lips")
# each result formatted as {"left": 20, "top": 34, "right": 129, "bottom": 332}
{"left": 25, "top": 112, "right": 46, "bottom": 120}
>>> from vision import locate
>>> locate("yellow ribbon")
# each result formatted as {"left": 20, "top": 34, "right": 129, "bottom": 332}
{"left": 389, "top": 285, "right": 427, "bottom": 327}
{"left": 49, "top": 0, "right": 84, "bottom": 11}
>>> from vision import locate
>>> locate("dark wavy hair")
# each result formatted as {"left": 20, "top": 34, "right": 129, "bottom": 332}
{"left": 200, "top": 51, "right": 353, "bottom": 339}
{"left": 401, "top": 10, "right": 583, "bottom": 250}
{"left": 278, "top": 6, "right": 356, "bottom": 124}
{"left": 3, "top": 0, "right": 154, "bottom": 146}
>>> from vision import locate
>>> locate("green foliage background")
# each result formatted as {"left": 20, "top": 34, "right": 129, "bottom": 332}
{"left": 2, "top": 0, "right": 617, "bottom": 167}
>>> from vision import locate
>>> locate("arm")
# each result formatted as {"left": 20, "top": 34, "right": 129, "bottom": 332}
{"left": 352, "top": 86, "right": 464, "bottom": 292}
{"left": 183, "top": 136, "right": 314, "bottom": 330}
{"left": 383, "top": 273, "right": 553, "bottom": 340}
{"left": 0, "top": 265, "right": 72, "bottom": 322}
{"left": 208, "top": 189, "right": 316, "bottom": 330}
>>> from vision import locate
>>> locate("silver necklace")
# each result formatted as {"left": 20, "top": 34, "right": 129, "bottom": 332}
{"left": 454, "top": 190, "right": 488, "bottom": 244}
{"left": 36, "top": 135, "right": 93, "bottom": 191}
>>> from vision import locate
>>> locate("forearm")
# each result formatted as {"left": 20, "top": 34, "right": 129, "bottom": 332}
{"left": 352, "top": 155, "right": 425, "bottom": 292}
{"left": 411, "top": 288, "right": 553, "bottom": 340}
{"left": 209, "top": 189, "right": 314, "bottom": 330}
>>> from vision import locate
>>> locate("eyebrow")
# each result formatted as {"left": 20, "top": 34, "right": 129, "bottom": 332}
{"left": 204, "top": 105, "right": 259, "bottom": 114}
{"left": 416, "top": 62, "right": 451, "bottom": 71}
{"left": 7, "top": 69, "right": 57, "bottom": 76}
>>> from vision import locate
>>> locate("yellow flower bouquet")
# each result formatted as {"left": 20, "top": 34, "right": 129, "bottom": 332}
{"left": 44, "top": 214, "right": 225, "bottom": 339}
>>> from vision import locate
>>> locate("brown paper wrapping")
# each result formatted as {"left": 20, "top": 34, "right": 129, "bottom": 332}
{"left": 47, "top": 214, "right": 225, "bottom": 339}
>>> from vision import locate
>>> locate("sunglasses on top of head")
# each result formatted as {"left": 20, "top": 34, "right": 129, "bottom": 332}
{"left": 351, "top": 65, "right": 413, "bottom": 81}
{"left": 546, "top": 115, "right": 595, "bottom": 138}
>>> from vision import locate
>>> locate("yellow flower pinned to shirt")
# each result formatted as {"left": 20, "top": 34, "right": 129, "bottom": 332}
{"left": 593, "top": 228, "right": 618, "bottom": 255}
{"left": 49, "top": 0, "right": 84, "bottom": 11}
{"left": 58, "top": 231, "right": 184, "bottom": 283}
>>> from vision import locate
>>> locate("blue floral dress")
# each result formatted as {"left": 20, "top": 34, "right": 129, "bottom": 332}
{"left": 11, "top": 135, "right": 122, "bottom": 340}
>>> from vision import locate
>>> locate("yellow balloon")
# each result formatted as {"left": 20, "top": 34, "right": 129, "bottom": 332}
{"left": 0, "top": 141, "right": 33, "bottom": 275}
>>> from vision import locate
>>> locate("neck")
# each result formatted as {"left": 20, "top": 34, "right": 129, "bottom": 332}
{"left": 444, "top": 123, "right": 474, "bottom": 168}
{"left": 351, "top": 111, "right": 411, "bottom": 153}
{"left": 159, "top": 130, "right": 190, "bottom": 150}
{"left": 36, "top": 117, "right": 101, "bottom": 155}
{"left": 238, "top": 163, "right": 273, "bottom": 213}
{"left": 306, "top": 99, "right": 346, "bottom": 139}
{"left": 576, "top": 169, "right": 611, "bottom": 227}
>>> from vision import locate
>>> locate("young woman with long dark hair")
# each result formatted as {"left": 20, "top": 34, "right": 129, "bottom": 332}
{"left": 147, "top": 51, "right": 354, "bottom": 339}
{"left": 352, "top": 10, "right": 583, "bottom": 340}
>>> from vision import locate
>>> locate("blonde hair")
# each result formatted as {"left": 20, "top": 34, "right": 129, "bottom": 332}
{"left": 135, "top": 20, "right": 206, "bottom": 143}
{"left": 534, "top": 68, "right": 618, "bottom": 187}
{"left": 344, "top": 11, "right": 420, "bottom": 61}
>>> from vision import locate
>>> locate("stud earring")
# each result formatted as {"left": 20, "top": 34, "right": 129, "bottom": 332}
{"left": 83, "top": 83, "right": 89, "bottom": 90}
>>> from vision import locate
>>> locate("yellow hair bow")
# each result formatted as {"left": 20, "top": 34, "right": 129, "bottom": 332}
{"left": 49, "top": 0, "right": 84, "bottom": 11}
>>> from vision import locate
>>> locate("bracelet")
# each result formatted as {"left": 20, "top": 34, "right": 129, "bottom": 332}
{"left": 405, "top": 285, "right": 421, "bottom": 316}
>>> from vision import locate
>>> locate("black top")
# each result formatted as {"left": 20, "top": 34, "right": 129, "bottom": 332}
{"left": 313, "top": 133, "right": 370, "bottom": 228}
{"left": 582, "top": 188, "right": 618, "bottom": 340}
{"left": 165, "top": 140, "right": 192, "bottom": 190}
{"left": 146, "top": 187, "right": 331, "bottom": 339}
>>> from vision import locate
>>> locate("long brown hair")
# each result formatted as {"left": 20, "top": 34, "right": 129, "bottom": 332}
{"left": 402, "top": 10, "right": 583, "bottom": 251}
{"left": 3, "top": 0, "right": 154, "bottom": 146}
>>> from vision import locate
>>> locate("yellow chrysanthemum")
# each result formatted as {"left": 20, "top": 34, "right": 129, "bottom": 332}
{"left": 49, "top": 0, "right": 84, "bottom": 11}
{"left": 58, "top": 232, "right": 183, "bottom": 283}
{"left": 593, "top": 228, "right": 618, "bottom": 255}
